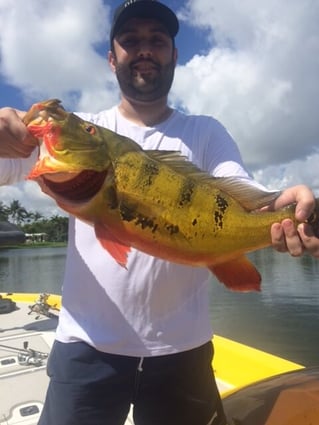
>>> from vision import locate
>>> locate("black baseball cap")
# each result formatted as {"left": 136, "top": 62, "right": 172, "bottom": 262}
{"left": 110, "top": 0, "right": 179, "bottom": 43}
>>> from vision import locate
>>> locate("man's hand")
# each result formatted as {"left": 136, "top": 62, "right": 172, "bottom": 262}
{"left": 0, "top": 107, "right": 38, "bottom": 158}
{"left": 270, "top": 185, "right": 319, "bottom": 258}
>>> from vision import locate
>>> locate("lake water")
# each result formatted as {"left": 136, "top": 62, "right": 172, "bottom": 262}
{"left": 0, "top": 246, "right": 318, "bottom": 366}
{"left": 0, "top": 247, "right": 66, "bottom": 295}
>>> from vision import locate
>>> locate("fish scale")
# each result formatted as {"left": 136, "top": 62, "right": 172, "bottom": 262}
{"left": 23, "top": 99, "right": 319, "bottom": 292}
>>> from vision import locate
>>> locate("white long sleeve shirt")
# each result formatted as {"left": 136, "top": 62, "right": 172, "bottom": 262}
{"left": 0, "top": 107, "right": 250, "bottom": 356}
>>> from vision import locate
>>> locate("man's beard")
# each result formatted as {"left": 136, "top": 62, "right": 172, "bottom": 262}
{"left": 114, "top": 57, "right": 175, "bottom": 102}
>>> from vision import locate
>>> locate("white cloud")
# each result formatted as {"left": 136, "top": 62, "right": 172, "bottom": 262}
{"left": 0, "top": 181, "right": 64, "bottom": 217}
{"left": 253, "top": 152, "right": 319, "bottom": 196}
{"left": 0, "top": 0, "right": 118, "bottom": 111}
{"left": 173, "top": 0, "right": 319, "bottom": 177}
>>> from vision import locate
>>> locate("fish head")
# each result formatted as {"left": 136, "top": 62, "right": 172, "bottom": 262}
{"left": 24, "top": 99, "right": 110, "bottom": 176}
{"left": 23, "top": 99, "right": 113, "bottom": 206}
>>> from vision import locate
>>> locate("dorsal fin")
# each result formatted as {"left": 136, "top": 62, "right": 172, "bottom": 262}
{"left": 145, "top": 150, "right": 280, "bottom": 211}
{"left": 145, "top": 150, "right": 203, "bottom": 175}
{"left": 209, "top": 177, "right": 281, "bottom": 211}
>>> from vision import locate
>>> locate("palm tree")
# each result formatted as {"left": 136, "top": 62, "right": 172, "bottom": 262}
{"left": 0, "top": 201, "right": 10, "bottom": 221}
{"left": 47, "top": 215, "right": 68, "bottom": 242}
{"left": 8, "top": 200, "right": 28, "bottom": 226}
{"left": 32, "top": 211, "right": 44, "bottom": 222}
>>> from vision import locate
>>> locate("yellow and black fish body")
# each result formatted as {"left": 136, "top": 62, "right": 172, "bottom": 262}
{"left": 23, "top": 99, "right": 319, "bottom": 291}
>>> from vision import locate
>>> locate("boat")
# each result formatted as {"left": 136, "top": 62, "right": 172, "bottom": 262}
{"left": 1, "top": 292, "right": 318, "bottom": 424}
{"left": 0, "top": 221, "right": 25, "bottom": 245}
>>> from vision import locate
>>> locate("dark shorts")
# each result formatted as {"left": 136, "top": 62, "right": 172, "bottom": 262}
{"left": 38, "top": 340, "right": 227, "bottom": 425}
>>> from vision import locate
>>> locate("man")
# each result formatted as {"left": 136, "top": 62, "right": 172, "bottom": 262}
{"left": 0, "top": 1, "right": 318, "bottom": 424}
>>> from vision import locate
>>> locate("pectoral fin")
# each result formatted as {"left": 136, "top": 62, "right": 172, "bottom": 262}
{"left": 94, "top": 223, "right": 130, "bottom": 267}
{"left": 209, "top": 256, "right": 261, "bottom": 292}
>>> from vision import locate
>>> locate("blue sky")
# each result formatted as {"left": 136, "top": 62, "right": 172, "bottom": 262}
{"left": 0, "top": 0, "right": 318, "bottom": 215}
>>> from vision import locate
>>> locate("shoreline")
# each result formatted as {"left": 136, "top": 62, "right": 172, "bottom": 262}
{"left": 0, "top": 242, "right": 67, "bottom": 250}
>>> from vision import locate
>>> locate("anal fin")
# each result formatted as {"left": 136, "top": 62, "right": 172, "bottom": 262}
{"left": 209, "top": 256, "right": 261, "bottom": 292}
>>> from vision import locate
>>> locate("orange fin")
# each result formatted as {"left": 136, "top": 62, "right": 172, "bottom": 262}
{"left": 209, "top": 256, "right": 261, "bottom": 292}
{"left": 94, "top": 223, "right": 130, "bottom": 267}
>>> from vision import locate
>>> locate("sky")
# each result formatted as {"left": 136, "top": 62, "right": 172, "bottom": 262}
{"left": 0, "top": 0, "right": 318, "bottom": 216}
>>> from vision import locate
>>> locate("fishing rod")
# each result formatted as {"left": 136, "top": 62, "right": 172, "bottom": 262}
{"left": 0, "top": 341, "right": 48, "bottom": 366}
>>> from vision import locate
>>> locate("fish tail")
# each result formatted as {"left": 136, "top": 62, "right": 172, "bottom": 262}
{"left": 306, "top": 198, "right": 319, "bottom": 237}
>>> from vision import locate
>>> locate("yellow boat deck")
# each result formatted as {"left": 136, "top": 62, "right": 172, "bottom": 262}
{"left": 213, "top": 334, "right": 303, "bottom": 396}
{"left": 0, "top": 293, "right": 303, "bottom": 424}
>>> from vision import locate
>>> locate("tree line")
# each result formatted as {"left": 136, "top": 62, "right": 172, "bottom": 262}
{"left": 0, "top": 200, "right": 68, "bottom": 243}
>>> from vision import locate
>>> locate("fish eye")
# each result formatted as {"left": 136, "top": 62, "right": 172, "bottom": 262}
{"left": 84, "top": 125, "right": 96, "bottom": 135}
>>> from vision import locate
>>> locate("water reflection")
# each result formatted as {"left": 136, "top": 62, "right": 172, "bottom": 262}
{"left": 210, "top": 248, "right": 319, "bottom": 366}
{"left": 0, "top": 247, "right": 66, "bottom": 294}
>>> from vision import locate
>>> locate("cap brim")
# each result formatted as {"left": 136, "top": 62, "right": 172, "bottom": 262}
{"left": 111, "top": 1, "right": 179, "bottom": 41}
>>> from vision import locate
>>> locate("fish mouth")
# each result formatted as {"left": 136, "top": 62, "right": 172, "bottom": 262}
{"left": 42, "top": 169, "right": 107, "bottom": 202}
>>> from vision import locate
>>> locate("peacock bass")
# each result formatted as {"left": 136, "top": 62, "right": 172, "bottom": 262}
{"left": 23, "top": 99, "right": 319, "bottom": 291}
